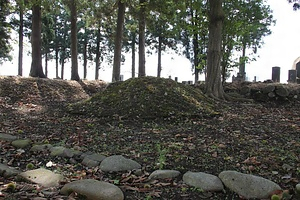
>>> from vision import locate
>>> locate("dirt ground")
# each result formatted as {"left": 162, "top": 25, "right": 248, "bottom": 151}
{"left": 0, "top": 76, "right": 299, "bottom": 200}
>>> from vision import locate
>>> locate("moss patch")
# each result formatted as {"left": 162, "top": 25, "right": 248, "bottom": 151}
{"left": 68, "top": 76, "right": 219, "bottom": 120}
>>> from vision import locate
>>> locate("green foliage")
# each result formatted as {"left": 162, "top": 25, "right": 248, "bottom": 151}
{"left": 156, "top": 143, "right": 168, "bottom": 169}
{"left": 0, "top": 0, "right": 12, "bottom": 64}
{"left": 222, "top": 0, "right": 275, "bottom": 78}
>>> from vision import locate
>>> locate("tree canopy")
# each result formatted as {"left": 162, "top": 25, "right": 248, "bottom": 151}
{"left": 0, "top": 0, "right": 12, "bottom": 64}
{"left": 2, "top": 0, "right": 275, "bottom": 85}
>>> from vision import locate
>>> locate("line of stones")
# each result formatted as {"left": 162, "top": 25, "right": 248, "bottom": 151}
{"left": 1, "top": 134, "right": 300, "bottom": 200}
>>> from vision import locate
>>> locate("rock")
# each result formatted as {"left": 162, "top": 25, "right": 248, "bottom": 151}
{"left": 19, "top": 168, "right": 63, "bottom": 187}
{"left": 148, "top": 170, "right": 180, "bottom": 180}
{"left": 0, "top": 133, "right": 17, "bottom": 141}
{"left": 219, "top": 170, "right": 281, "bottom": 199}
{"left": 275, "top": 85, "right": 289, "bottom": 97}
{"left": 84, "top": 153, "right": 106, "bottom": 162}
{"left": 82, "top": 157, "right": 100, "bottom": 168}
{"left": 268, "top": 92, "right": 276, "bottom": 98}
{"left": 100, "top": 155, "right": 141, "bottom": 172}
{"left": 60, "top": 179, "right": 124, "bottom": 200}
{"left": 0, "top": 163, "right": 20, "bottom": 178}
{"left": 295, "top": 183, "right": 300, "bottom": 195}
{"left": 11, "top": 139, "right": 32, "bottom": 148}
{"left": 30, "top": 144, "right": 53, "bottom": 152}
{"left": 262, "top": 85, "right": 275, "bottom": 93}
{"left": 183, "top": 171, "right": 224, "bottom": 192}
{"left": 240, "top": 86, "right": 250, "bottom": 95}
{"left": 50, "top": 146, "right": 74, "bottom": 158}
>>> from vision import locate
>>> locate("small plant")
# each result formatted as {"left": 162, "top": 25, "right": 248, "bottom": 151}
{"left": 156, "top": 144, "right": 168, "bottom": 170}
{"left": 87, "top": 123, "right": 94, "bottom": 128}
{"left": 4, "top": 182, "right": 16, "bottom": 192}
{"left": 271, "top": 194, "right": 280, "bottom": 200}
{"left": 26, "top": 163, "right": 34, "bottom": 170}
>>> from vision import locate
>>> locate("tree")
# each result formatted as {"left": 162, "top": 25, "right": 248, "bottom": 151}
{"left": 221, "top": 0, "right": 274, "bottom": 83}
{"left": 289, "top": 0, "right": 300, "bottom": 10}
{"left": 147, "top": 0, "right": 183, "bottom": 78}
{"left": 68, "top": 0, "right": 80, "bottom": 81}
{"left": 112, "top": 0, "right": 126, "bottom": 82}
{"left": 17, "top": 0, "right": 25, "bottom": 76}
{"left": 29, "top": 1, "right": 46, "bottom": 78}
{"left": 138, "top": 0, "right": 146, "bottom": 77}
{"left": 205, "top": 0, "right": 225, "bottom": 99}
{"left": 0, "top": 0, "right": 12, "bottom": 64}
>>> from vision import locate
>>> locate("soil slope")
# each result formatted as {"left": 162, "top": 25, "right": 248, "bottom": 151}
{"left": 0, "top": 76, "right": 299, "bottom": 200}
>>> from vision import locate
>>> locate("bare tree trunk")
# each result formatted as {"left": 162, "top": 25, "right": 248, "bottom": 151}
{"left": 138, "top": 0, "right": 146, "bottom": 77}
{"left": 95, "top": 28, "right": 101, "bottom": 80}
{"left": 45, "top": 52, "right": 48, "bottom": 77}
{"left": 18, "top": 2, "right": 23, "bottom": 76}
{"left": 30, "top": 4, "right": 46, "bottom": 78}
{"left": 205, "top": 0, "right": 225, "bottom": 99}
{"left": 61, "top": 60, "right": 65, "bottom": 80}
{"left": 69, "top": 0, "right": 80, "bottom": 81}
{"left": 83, "top": 27, "right": 88, "bottom": 79}
{"left": 157, "top": 36, "right": 162, "bottom": 77}
{"left": 131, "top": 33, "right": 136, "bottom": 78}
{"left": 55, "top": 45, "right": 59, "bottom": 78}
{"left": 112, "top": 0, "right": 125, "bottom": 82}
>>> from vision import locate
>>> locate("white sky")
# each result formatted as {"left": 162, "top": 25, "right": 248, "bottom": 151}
{"left": 1, "top": 0, "right": 300, "bottom": 83}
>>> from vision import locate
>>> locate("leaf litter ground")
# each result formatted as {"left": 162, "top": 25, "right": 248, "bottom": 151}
{"left": 0, "top": 76, "right": 299, "bottom": 200}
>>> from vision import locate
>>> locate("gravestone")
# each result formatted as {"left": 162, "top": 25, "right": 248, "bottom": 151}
{"left": 272, "top": 67, "right": 280, "bottom": 83}
{"left": 288, "top": 70, "right": 297, "bottom": 83}
{"left": 296, "top": 62, "right": 300, "bottom": 78}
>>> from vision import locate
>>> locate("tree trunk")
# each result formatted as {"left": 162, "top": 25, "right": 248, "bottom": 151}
{"left": 131, "top": 33, "right": 136, "bottom": 78}
{"left": 61, "top": 60, "right": 65, "bottom": 80}
{"left": 30, "top": 4, "right": 46, "bottom": 78}
{"left": 205, "top": 0, "right": 225, "bottom": 99}
{"left": 45, "top": 52, "right": 48, "bottom": 77}
{"left": 112, "top": 0, "right": 125, "bottom": 82}
{"left": 83, "top": 27, "right": 88, "bottom": 79}
{"left": 18, "top": 2, "right": 23, "bottom": 76}
{"left": 238, "top": 39, "right": 246, "bottom": 81}
{"left": 192, "top": 10, "right": 199, "bottom": 83}
{"left": 55, "top": 45, "right": 59, "bottom": 78}
{"left": 157, "top": 36, "right": 162, "bottom": 77}
{"left": 193, "top": 34, "right": 199, "bottom": 83}
{"left": 69, "top": 0, "right": 80, "bottom": 81}
{"left": 138, "top": 0, "right": 146, "bottom": 77}
{"left": 95, "top": 28, "right": 101, "bottom": 80}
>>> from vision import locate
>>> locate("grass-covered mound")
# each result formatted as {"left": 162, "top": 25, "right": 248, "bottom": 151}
{"left": 68, "top": 76, "right": 219, "bottom": 120}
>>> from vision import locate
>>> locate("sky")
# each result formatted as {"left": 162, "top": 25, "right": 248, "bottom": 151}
{"left": 1, "top": 0, "right": 300, "bottom": 83}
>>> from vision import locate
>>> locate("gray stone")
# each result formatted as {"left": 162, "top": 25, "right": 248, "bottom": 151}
{"left": 275, "top": 85, "right": 290, "bottom": 97}
{"left": 0, "top": 133, "right": 17, "bottom": 141}
{"left": 262, "top": 85, "right": 275, "bottom": 93}
{"left": 82, "top": 157, "right": 99, "bottom": 168}
{"left": 183, "top": 171, "right": 224, "bottom": 192}
{"left": 11, "top": 139, "right": 31, "bottom": 148}
{"left": 19, "top": 168, "right": 63, "bottom": 187}
{"left": 268, "top": 92, "right": 276, "bottom": 98}
{"left": 100, "top": 155, "right": 141, "bottom": 172}
{"left": 30, "top": 144, "right": 53, "bottom": 152}
{"left": 85, "top": 153, "right": 106, "bottom": 162}
{"left": 50, "top": 147, "right": 74, "bottom": 158}
{"left": 0, "top": 163, "right": 21, "bottom": 178}
{"left": 148, "top": 170, "right": 180, "bottom": 180}
{"left": 219, "top": 170, "right": 281, "bottom": 199}
{"left": 60, "top": 179, "right": 124, "bottom": 200}
{"left": 296, "top": 183, "right": 300, "bottom": 195}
